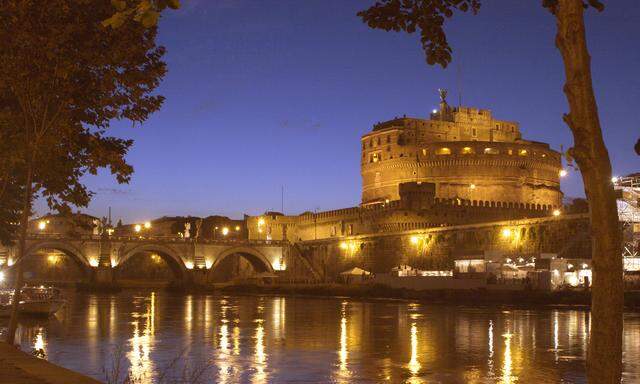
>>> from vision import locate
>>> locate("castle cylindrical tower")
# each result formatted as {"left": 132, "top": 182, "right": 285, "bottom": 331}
{"left": 361, "top": 98, "right": 563, "bottom": 209}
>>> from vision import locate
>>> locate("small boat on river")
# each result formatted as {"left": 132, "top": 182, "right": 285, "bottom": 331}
{"left": 0, "top": 286, "right": 66, "bottom": 317}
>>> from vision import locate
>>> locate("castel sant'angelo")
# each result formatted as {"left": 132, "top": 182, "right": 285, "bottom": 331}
{"left": 361, "top": 89, "right": 562, "bottom": 208}
{"left": 247, "top": 90, "right": 567, "bottom": 244}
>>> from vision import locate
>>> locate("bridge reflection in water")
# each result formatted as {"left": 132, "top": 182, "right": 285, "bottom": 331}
{"left": 5, "top": 292, "right": 640, "bottom": 383}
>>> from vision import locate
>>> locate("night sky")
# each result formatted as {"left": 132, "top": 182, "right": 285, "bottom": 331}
{"left": 35, "top": 0, "right": 639, "bottom": 223}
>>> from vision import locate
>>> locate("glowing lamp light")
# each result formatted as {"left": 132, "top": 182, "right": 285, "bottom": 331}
{"left": 110, "top": 259, "right": 118, "bottom": 268}
{"left": 38, "top": 220, "right": 47, "bottom": 230}
{"left": 7, "top": 258, "right": 15, "bottom": 267}
{"left": 184, "top": 261, "right": 195, "bottom": 269}
{"left": 235, "top": 225, "right": 240, "bottom": 231}
{"left": 272, "top": 259, "right": 287, "bottom": 271}
{"left": 88, "top": 258, "right": 99, "bottom": 267}
{"left": 205, "top": 259, "right": 213, "bottom": 269}
{"left": 222, "top": 227, "right": 229, "bottom": 236}
{"left": 258, "top": 218, "right": 265, "bottom": 226}
{"left": 581, "top": 263, "right": 589, "bottom": 269}
{"left": 134, "top": 224, "right": 142, "bottom": 233}
{"left": 144, "top": 221, "right": 151, "bottom": 229}
{"left": 339, "top": 242, "right": 348, "bottom": 250}
{"left": 432, "top": 109, "right": 438, "bottom": 114}
{"left": 552, "top": 209, "right": 561, "bottom": 217}
{"left": 410, "top": 235, "right": 420, "bottom": 245}
{"left": 559, "top": 169, "right": 568, "bottom": 178}
{"left": 501, "top": 228, "right": 512, "bottom": 238}
{"left": 106, "top": 228, "right": 114, "bottom": 236}
{"left": 469, "top": 183, "right": 476, "bottom": 190}
{"left": 567, "top": 263, "right": 574, "bottom": 269}
{"left": 611, "top": 176, "right": 619, "bottom": 183}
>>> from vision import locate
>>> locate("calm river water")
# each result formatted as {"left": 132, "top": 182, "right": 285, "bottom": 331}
{"left": 2, "top": 291, "right": 640, "bottom": 383}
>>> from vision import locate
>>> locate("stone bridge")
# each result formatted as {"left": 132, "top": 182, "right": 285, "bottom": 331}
{"left": 0, "top": 214, "right": 596, "bottom": 285}
{"left": 0, "top": 234, "right": 289, "bottom": 286}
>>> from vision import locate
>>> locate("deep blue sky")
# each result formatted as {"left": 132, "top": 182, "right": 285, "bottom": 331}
{"left": 36, "top": 0, "right": 639, "bottom": 222}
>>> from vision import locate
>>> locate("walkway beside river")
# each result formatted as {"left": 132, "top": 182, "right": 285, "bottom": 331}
{"left": 0, "top": 342, "right": 101, "bottom": 384}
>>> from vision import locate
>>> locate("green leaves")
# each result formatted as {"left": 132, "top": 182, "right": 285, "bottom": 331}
{"left": 0, "top": 0, "right": 166, "bottom": 235}
{"left": 104, "top": 0, "right": 181, "bottom": 29}
{"left": 358, "top": 0, "right": 481, "bottom": 68}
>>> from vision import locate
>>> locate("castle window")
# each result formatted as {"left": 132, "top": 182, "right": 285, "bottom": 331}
{"left": 376, "top": 137, "right": 380, "bottom": 146}
{"left": 484, "top": 147, "right": 499, "bottom": 155}
{"left": 461, "top": 147, "right": 474, "bottom": 155}
{"left": 386, "top": 146, "right": 390, "bottom": 152}
{"left": 387, "top": 135, "right": 391, "bottom": 143}
{"left": 507, "top": 149, "right": 513, "bottom": 155}
{"left": 369, "top": 140, "right": 372, "bottom": 148}
{"left": 518, "top": 149, "right": 528, "bottom": 156}
{"left": 372, "top": 153, "right": 381, "bottom": 162}
{"left": 422, "top": 149, "right": 427, "bottom": 156}
{"left": 472, "top": 128, "right": 477, "bottom": 137}
{"left": 436, "top": 147, "right": 451, "bottom": 155}
{"left": 362, "top": 142, "right": 365, "bottom": 150}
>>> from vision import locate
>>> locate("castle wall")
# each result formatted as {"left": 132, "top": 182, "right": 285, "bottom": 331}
{"left": 360, "top": 105, "right": 563, "bottom": 207}
{"left": 294, "top": 214, "right": 591, "bottom": 280}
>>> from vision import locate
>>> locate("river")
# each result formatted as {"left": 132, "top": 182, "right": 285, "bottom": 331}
{"left": 2, "top": 291, "right": 640, "bottom": 383}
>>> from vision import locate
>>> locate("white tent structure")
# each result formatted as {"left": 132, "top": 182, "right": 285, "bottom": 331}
{"left": 340, "top": 267, "right": 371, "bottom": 276}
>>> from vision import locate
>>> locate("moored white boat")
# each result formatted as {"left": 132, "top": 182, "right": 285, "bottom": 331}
{"left": 0, "top": 286, "right": 66, "bottom": 317}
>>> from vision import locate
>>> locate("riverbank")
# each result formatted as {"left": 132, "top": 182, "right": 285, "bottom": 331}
{"left": 213, "top": 283, "right": 640, "bottom": 309}
{"left": 0, "top": 342, "right": 101, "bottom": 384}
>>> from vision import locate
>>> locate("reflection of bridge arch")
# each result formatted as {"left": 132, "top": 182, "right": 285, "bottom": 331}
{"left": 24, "top": 240, "right": 90, "bottom": 267}
{"left": 211, "top": 246, "right": 274, "bottom": 274}
{"left": 118, "top": 243, "right": 186, "bottom": 278}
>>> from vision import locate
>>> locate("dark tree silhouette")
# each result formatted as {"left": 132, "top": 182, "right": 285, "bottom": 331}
{"left": 359, "top": 0, "right": 621, "bottom": 382}
{"left": 0, "top": 0, "right": 166, "bottom": 345}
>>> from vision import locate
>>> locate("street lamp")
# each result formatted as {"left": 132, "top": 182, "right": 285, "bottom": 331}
{"left": 134, "top": 224, "right": 142, "bottom": 233}
{"left": 559, "top": 169, "right": 568, "bottom": 178}
{"left": 38, "top": 220, "right": 47, "bottom": 230}
{"left": 144, "top": 221, "right": 151, "bottom": 229}
{"left": 222, "top": 227, "right": 229, "bottom": 236}
{"left": 552, "top": 209, "right": 561, "bottom": 217}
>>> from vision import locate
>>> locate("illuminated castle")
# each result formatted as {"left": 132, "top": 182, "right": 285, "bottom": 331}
{"left": 360, "top": 90, "right": 563, "bottom": 209}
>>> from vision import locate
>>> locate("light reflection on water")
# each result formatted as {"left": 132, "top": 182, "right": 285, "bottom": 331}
{"left": 2, "top": 291, "right": 640, "bottom": 383}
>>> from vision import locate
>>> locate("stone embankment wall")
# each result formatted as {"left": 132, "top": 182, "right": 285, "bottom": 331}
{"left": 291, "top": 214, "right": 591, "bottom": 281}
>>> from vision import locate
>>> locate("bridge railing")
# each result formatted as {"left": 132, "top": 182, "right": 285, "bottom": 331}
{"left": 25, "top": 232, "right": 286, "bottom": 246}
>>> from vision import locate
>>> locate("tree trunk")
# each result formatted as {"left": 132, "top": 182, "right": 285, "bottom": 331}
{"left": 5, "top": 162, "right": 33, "bottom": 346}
{"left": 554, "top": 1, "right": 623, "bottom": 382}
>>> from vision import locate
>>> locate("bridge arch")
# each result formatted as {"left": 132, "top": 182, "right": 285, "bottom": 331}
{"left": 20, "top": 240, "right": 91, "bottom": 282}
{"left": 24, "top": 240, "right": 90, "bottom": 267}
{"left": 210, "top": 246, "right": 274, "bottom": 274}
{"left": 118, "top": 243, "right": 187, "bottom": 279}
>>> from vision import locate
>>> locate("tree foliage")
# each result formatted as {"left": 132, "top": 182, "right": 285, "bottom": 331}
{"left": 358, "top": 0, "right": 604, "bottom": 68}
{"left": 103, "top": 0, "right": 180, "bottom": 28}
{"left": 0, "top": 115, "right": 22, "bottom": 246}
{"left": 0, "top": 0, "right": 166, "bottom": 221}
